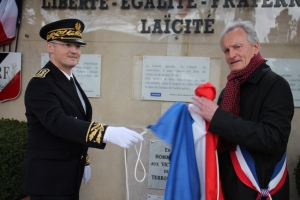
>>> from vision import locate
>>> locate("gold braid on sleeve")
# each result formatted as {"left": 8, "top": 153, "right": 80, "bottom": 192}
{"left": 86, "top": 122, "right": 107, "bottom": 144}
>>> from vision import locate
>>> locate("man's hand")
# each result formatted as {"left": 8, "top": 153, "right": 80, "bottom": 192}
{"left": 104, "top": 127, "right": 144, "bottom": 148}
{"left": 189, "top": 96, "right": 219, "bottom": 122}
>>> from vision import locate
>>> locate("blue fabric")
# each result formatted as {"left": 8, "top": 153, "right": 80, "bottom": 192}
{"left": 150, "top": 102, "right": 200, "bottom": 200}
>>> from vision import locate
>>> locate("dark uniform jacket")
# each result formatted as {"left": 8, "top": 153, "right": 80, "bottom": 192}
{"left": 209, "top": 63, "right": 294, "bottom": 200}
{"left": 22, "top": 61, "right": 107, "bottom": 195}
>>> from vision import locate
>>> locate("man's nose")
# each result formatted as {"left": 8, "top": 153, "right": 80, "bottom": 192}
{"left": 70, "top": 44, "right": 80, "bottom": 51}
{"left": 228, "top": 49, "right": 236, "bottom": 58}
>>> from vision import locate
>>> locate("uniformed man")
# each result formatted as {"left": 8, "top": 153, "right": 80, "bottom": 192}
{"left": 22, "top": 18, "right": 143, "bottom": 200}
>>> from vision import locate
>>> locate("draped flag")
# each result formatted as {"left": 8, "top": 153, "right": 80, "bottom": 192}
{"left": 0, "top": 52, "right": 21, "bottom": 102}
{"left": 150, "top": 82, "right": 224, "bottom": 200}
{"left": 150, "top": 102, "right": 201, "bottom": 200}
{"left": 230, "top": 146, "right": 287, "bottom": 200}
{"left": 193, "top": 82, "right": 224, "bottom": 200}
{"left": 0, "top": 0, "right": 18, "bottom": 45}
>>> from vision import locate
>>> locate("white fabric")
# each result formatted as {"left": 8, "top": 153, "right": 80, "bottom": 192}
{"left": 189, "top": 104, "right": 207, "bottom": 200}
{"left": 104, "top": 126, "right": 144, "bottom": 149}
{"left": 82, "top": 165, "right": 91, "bottom": 183}
{"left": 0, "top": 0, "right": 18, "bottom": 38}
{"left": 0, "top": 0, "right": 8, "bottom": 19}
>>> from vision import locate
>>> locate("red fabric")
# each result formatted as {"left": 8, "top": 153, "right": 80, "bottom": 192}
{"left": 269, "top": 167, "right": 287, "bottom": 196}
{"left": 0, "top": 22, "right": 15, "bottom": 45}
{"left": 230, "top": 151, "right": 258, "bottom": 191}
{"left": 195, "top": 82, "right": 224, "bottom": 200}
{"left": 195, "top": 82, "right": 216, "bottom": 100}
{"left": 217, "top": 54, "right": 266, "bottom": 152}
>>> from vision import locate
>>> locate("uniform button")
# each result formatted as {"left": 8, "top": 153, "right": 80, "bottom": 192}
{"left": 81, "top": 155, "right": 83, "bottom": 159}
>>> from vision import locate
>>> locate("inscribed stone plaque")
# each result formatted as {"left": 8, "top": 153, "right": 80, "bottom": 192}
{"left": 142, "top": 56, "right": 210, "bottom": 102}
{"left": 148, "top": 140, "right": 171, "bottom": 189}
{"left": 41, "top": 53, "right": 101, "bottom": 97}
{"left": 267, "top": 58, "right": 300, "bottom": 107}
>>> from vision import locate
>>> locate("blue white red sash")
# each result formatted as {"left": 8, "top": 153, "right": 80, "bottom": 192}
{"left": 230, "top": 146, "right": 287, "bottom": 200}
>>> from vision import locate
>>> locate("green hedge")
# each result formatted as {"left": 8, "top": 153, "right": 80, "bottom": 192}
{"left": 0, "top": 118, "right": 28, "bottom": 200}
{"left": 295, "top": 156, "right": 300, "bottom": 198}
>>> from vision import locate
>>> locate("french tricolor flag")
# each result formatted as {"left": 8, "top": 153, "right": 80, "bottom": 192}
{"left": 150, "top": 82, "right": 224, "bottom": 200}
{"left": 0, "top": 0, "right": 18, "bottom": 45}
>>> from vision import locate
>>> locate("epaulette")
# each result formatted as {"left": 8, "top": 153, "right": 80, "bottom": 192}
{"left": 33, "top": 68, "right": 50, "bottom": 78}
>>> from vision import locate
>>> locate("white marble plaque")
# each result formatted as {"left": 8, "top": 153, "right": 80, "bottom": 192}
{"left": 142, "top": 56, "right": 210, "bottom": 102}
{"left": 41, "top": 53, "right": 101, "bottom": 97}
{"left": 266, "top": 58, "right": 300, "bottom": 107}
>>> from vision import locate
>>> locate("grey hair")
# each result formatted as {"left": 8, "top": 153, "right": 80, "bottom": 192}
{"left": 219, "top": 19, "right": 259, "bottom": 47}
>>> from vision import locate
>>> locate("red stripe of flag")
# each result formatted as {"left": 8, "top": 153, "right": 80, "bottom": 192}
{"left": 0, "top": 70, "right": 21, "bottom": 102}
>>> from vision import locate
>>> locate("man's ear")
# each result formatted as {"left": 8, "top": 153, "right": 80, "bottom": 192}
{"left": 253, "top": 42, "right": 260, "bottom": 55}
{"left": 47, "top": 42, "right": 54, "bottom": 53}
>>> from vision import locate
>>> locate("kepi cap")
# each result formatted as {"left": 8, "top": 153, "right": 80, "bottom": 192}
{"left": 39, "top": 18, "right": 86, "bottom": 45}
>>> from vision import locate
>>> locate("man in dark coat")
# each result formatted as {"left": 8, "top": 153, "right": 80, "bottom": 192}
{"left": 190, "top": 20, "right": 294, "bottom": 199}
{"left": 22, "top": 18, "right": 143, "bottom": 200}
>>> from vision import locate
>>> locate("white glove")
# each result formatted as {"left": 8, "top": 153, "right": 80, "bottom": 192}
{"left": 82, "top": 165, "right": 91, "bottom": 183}
{"left": 104, "top": 126, "right": 144, "bottom": 148}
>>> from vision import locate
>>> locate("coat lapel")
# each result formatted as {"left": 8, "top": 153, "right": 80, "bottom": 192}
{"left": 73, "top": 75, "right": 92, "bottom": 121}
{"left": 45, "top": 62, "right": 87, "bottom": 117}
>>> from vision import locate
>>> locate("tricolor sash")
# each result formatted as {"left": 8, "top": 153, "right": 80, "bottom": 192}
{"left": 230, "top": 146, "right": 287, "bottom": 200}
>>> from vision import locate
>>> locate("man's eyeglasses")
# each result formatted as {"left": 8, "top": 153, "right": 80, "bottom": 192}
{"left": 50, "top": 42, "right": 84, "bottom": 50}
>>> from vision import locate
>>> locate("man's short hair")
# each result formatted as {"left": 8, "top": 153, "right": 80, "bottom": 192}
{"left": 219, "top": 19, "right": 259, "bottom": 47}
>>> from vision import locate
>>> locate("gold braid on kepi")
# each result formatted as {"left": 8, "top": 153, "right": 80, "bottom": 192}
{"left": 39, "top": 18, "right": 86, "bottom": 45}
{"left": 86, "top": 122, "right": 108, "bottom": 145}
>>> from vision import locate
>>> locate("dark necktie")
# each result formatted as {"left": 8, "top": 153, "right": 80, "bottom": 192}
{"left": 70, "top": 77, "right": 77, "bottom": 91}
{"left": 70, "top": 77, "right": 86, "bottom": 113}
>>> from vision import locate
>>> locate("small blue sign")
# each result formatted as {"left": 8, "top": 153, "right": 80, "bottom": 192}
{"left": 150, "top": 92, "right": 161, "bottom": 97}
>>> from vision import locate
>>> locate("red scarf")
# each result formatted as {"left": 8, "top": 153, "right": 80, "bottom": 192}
{"left": 217, "top": 54, "right": 266, "bottom": 153}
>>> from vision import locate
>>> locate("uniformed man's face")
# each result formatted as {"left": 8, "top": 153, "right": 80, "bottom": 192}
{"left": 47, "top": 41, "right": 82, "bottom": 73}
{"left": 221, "top": 28, "right": 260, "bottom": 73}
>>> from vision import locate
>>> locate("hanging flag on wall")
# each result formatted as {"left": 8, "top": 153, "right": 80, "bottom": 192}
{"left": 0, "top": 0, "right": 18, "bottom": 45}
{"left": 0, "top": 52, "right": 21, "bottom": 102}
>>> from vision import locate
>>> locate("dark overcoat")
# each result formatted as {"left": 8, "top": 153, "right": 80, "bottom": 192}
{"left": 209, "top": 63, "right": 294, "bottom": 200}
